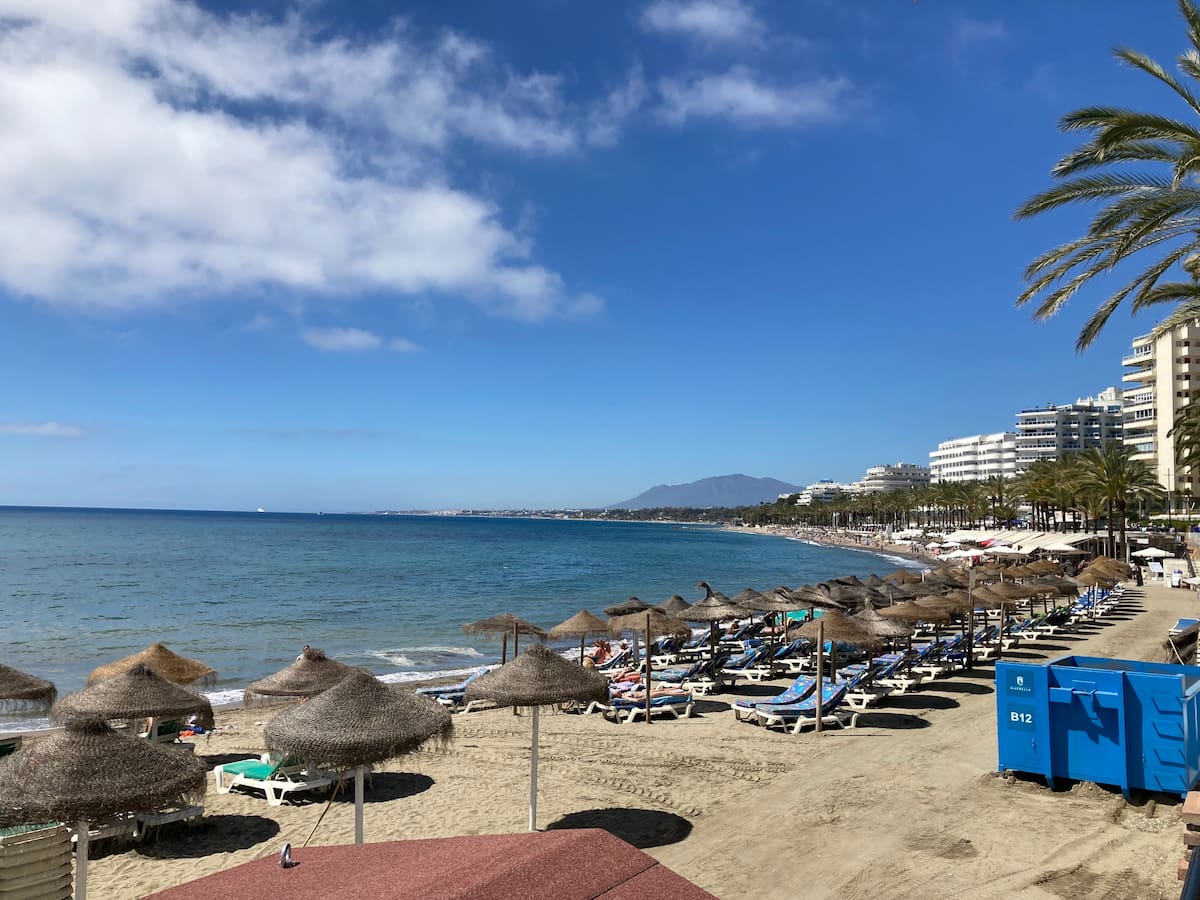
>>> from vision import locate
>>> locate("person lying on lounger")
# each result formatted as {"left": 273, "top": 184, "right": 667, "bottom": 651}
{"left": 614, "top": 686, "right": 690, "bottom": 702}
{"left": 606, "top": 668, "right": 643, "bottom": 686}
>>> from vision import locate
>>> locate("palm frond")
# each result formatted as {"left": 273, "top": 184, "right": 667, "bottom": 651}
{"left": 1150, "top": 300, "right": 1200, "bottom": 337}
{"left": 1180, "top": 0, "right": 1200, "bottom": 55}
{"left": 1015, "top": 173, "right": 1175, "bottom": 219}
{"left": 1116, "top": 46, "right": 1200, "bottom": 116}
{"left": 1053, "top": 141, "right": 1181, "bottom": 178}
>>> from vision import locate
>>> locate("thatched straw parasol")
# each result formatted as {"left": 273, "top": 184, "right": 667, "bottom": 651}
{"left": 244, "top": 646, "right": 362, "bottom": 706}
{"left": 788, "top": 585, "right": 846, "bottom": 610}
{"left": 730, "top": 588, "right": 764, "bottom": 607}
{"left": 656, "top": 594, "right": 692, "bottom": 616}
{"left": 0, "top": 720, "right": 206, "bottom": 900}
{"left": 878, "top": 600, "right": 951, "bottom": 625}
{"left": 462, "top": 613, "right": 547, "bottom": 664}
{"left": 88, "top": 643, "right": 215, "bottom": 687}
{"left": 0, "top": 663, "right": 56, "bottom": 707}
{"left": 603, "top": 597, "right": 651, "bottom": 616}
{"left": 600, "top": 598, "right": 652, "bottom": 662}
{"left": 884, "top": 569, "right": 924, "bottom": 584}
{"left": 852, "top": 604, "right": 914, "bottom": 641}
{"left": 679, "top": 582, "right": 749, "bottom": 659}
{"left": 464, "top": 645, "right": 608, "bottom": 831}
{"left": 548, "top": 609, "right": 610, "bottom": 664}
{"left": 264, "top": 671, "right": 452, "bottom": 844}
{"left": 53, "top": 663, "right": 214, "bottom": 731}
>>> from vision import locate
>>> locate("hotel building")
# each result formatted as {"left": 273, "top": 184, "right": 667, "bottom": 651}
{"left": 1014, "top": 388, "right": 1124, "bottom": 469}
{"left": 929, "top": 433, "right": 1018, "bottom": 483}
{"left": 1122, "top": 324, "right": 1200, "bottom": 497}
{"left": 856, "top": 463, "right": 931, "bottom": 493}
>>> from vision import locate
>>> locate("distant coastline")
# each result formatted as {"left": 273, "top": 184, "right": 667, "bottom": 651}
{"left": 725, "top": 523, "right": 937, "bottom": 569}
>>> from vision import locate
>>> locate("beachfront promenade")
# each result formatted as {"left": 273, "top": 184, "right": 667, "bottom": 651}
{"left": 75, "top": 580, "right": 1196, "bottom": 899}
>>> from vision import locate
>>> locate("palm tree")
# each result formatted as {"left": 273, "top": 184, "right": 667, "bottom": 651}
{"left": 1015, "top": 0, "right": 1200, "bottom": 351}
{"left": 1170, "top": 393, "right": 1200, "bottom": 483}
{"left": 1077, "top": 444, "right": 1164, "bottom": 556}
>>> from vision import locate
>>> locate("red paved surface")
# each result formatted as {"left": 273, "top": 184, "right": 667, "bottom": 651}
{"left": 144, "top": 829, "right": 716, "bottom": 899}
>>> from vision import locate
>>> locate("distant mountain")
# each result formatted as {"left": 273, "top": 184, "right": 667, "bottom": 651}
{"left": 608, "top": 474, "right": 799, "bottom": 510}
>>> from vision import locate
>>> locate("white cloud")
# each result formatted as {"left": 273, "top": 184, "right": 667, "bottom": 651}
{"left": 641, "top": 0, "right": 764, "bottom": 47}
{"left": 301, "top": 327, "right": 383, "bottom": 352}
{"left": 950, "top": 16, "right": 1008, "bottom": 52}
{"left": 0, "top": 421, "right": 85, "bottom": 437}
{"left": 389, "top": 337, "right": 421, "bottom": 353}
{"left": 586, "top": 67, "right": 649, "bottom": 147}
{"left": 0, "top": 0, "right": 610, "bottom": 320}
{"left": 657, "top": 67, "right": 848, "bottom": 127}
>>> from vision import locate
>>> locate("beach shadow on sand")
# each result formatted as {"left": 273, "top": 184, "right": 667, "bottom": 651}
{"left": 331, "top": 772, "right": 434, "bottom": 804}
{"left": 925, "top": 681, "right": 994, "bottom": 696}
{"left": 691, "top": 699, "right": 731, "bottom": 715}
{"left": 135, "top": 814, "right": 280, "bottom": 858}
{"left": 544, "top": 807, "right": 693, "bottom": 849}
{"left": 851, "top": 711, "right": 930, "bottom": 730}
{"left": 879, "top": 694, "right": 959, "bottom": 712}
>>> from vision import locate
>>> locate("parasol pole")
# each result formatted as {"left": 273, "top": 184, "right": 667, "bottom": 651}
{"left": 815, "top": 618, "right": 825, "bottom": 734}
{"left": 75, "top": 821, "right": 89, "bottom": 900}
{"left": 966, "top": 570, "right": 975, "bottom": 670}
{"left": 354, "top": 766, "right": 365, "bottom": 845}
{"left": 501, "top": 632, "right": 508, "bottom": 664}
{"left": 529, "top": 706, "right": 540, "bottom": 831}
{"left": 644, "top": 611, "right": 652, "bottom": 726}
{"left": 579, "top": 636, "right": 586, "bottom": 665}
{"left": 512, "top": 624, "right": 520, "bottom": 717}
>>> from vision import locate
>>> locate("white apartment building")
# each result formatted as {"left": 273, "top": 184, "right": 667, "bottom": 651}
{"left": 789, "top": 480, "right": 860, "bottom": 505}
{"left": 1122, "top": 323, "right": 1200, "bottom": 496}
{"left": 929, "top": 433, "right": 1018, "bottom": 483}
{"left": 856, "top": 462, "right": 931, "bottom": 493}
{"left": 1014, "top": 387, "right": 1124, "bottom": 469}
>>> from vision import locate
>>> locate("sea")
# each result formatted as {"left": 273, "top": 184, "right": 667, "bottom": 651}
{"left": 0, "top": 506, "right": 922, "bottom": 732}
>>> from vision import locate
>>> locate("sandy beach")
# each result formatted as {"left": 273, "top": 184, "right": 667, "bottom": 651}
{"left": 61, "top": 580, "right": 1192, "bottom": 899}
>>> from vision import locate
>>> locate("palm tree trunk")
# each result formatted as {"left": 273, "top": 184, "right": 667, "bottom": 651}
{"left": 1106, "top": 500, "right": 1115, "bottom": 558}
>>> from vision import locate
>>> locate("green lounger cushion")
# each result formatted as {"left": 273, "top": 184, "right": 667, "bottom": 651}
{"left": 221, "top": 759, "right": 278, "bottom": 780}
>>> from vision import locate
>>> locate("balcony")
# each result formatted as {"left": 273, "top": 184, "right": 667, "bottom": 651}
{"left": 1123, "top": 349, "right": 1154, "bottom": 367}
{"left": 1123, "top": 368, "right": 1156, "bottom": 383}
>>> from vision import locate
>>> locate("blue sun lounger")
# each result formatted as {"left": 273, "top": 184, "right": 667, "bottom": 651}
{"left": 752, "top": 682, "right": 855, "bottom": 733}
{"left": 416, "top": 667, "right": 487, "bottom": 700}
{"left": 604, "top": 691, "right": 695, "bottom": 724}
{"left": 731, "top": 675, "right": 817, "bottom": 721}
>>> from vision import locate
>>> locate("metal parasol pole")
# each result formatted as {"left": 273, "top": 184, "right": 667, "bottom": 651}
{"left": 815, "top": 618, "right": 825, "bottom": 734}
{"left": 644, "top": 611, "right": 653, "bottom": 726}
{"left": 354, "top": 766, "right": 365, "bottom": 844}
{"left": 75, "top": 821, "right": 89, "bottom": 900}
{"left": 529, "top": 706, "right": 540, "bottom": 831}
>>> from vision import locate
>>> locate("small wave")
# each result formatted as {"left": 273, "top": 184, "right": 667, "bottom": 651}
{"left": 377, "top": 666, "right": 486, "bottom": 685}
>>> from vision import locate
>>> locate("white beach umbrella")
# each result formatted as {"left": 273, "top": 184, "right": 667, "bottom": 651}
{"left": 1132, "top": 547, "right": 1172, "bottom": 558}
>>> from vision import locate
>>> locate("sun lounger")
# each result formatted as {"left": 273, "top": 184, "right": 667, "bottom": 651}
{"left": 680, "top": 651, "right": 732, "bottom": 695}
{"left": 69, "top": 814, "right": 138, "bottom": 846}
{"left": 134, "top": 804, "right": 204, "bottom": 839}
{"left": 732, "top": 675, "right": 816, "bottom": 721}
{"left": 841, "top": 654, "right": 913, "bottom": 710}
{"left": 0, "top": 736, "right": 21, "bottom": 758}
{"left": 604, "top": 692, "right": 694, "bottom": 723}
{"left": 416, "top": 667, "right": 488, "bottom": 700}
{"left": 213, "top": 752, "right": 334, "bottom": 806}
{"left": 719, "top": 644, "right": 772, "bottom": 685}
{"left": 752, "top": 682, "right": 856, "bottom": 733}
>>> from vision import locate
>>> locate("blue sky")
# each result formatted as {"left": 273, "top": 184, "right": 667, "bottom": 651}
{"left": 0, "top": 0, "right": 1194, "bottom": 511}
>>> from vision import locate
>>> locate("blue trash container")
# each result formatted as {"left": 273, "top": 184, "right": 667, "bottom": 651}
{"left": 997, "top": 655, "right": 1200, "bottom": 799}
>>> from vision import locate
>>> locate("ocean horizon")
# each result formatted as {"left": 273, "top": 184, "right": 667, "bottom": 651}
{"left": 0, "top": 506, "right": 921, "bottom": 731}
